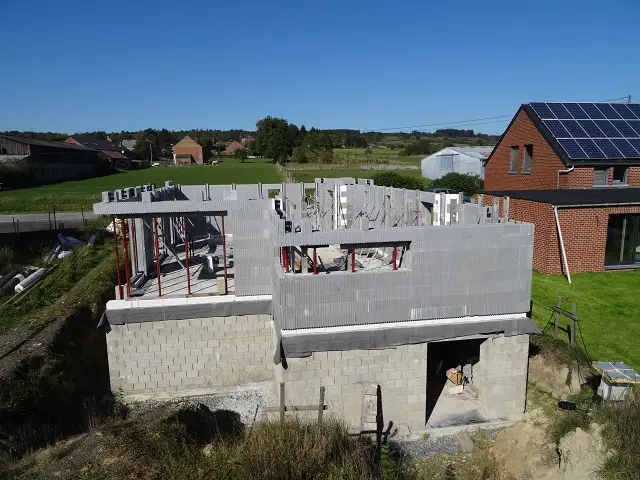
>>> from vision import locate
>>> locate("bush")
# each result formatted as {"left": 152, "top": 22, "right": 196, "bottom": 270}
{"left": 429, "top": 173, "right": 484, "bottom": 196}
{"left": 291, "top": 147, "right": 309, "bottom": 164}
{"left": 372, "top": 171, "right": 425, "bottom": 190}
{"left": 318, "top": 150, "right": 334, "bottom": 164}
{"left": 401, "top": 140, "right": 432, "bottom": 156}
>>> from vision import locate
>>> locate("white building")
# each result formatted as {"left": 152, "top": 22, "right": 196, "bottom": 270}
{"left": 421, "top": 146, "right": 494, "bottom": 180}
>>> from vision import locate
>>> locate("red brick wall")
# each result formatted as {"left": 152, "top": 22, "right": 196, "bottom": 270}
{"left": 507, "top": 200, "right": 640, "bottom": 274}
{"left": 173, "top": 138, "right": 203, "bottom": 164}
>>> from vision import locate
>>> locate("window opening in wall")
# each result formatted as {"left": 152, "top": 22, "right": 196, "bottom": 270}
{"left": 522, "top": 145, "right": 533, "bottom": 173}
{"left": 593, "top": 167, "right": 609, "bottom": 186}
{"left": 280, "top": 243, "right": 411, "bottom": 274}
{"left": 509, "top": 146, "right": 519, "bottom": 173}
{"left": 612, "top": 166, "right": 628, "bottom": 185}
{"left": 605, "top": 214, "right": 640, "bottom": 267}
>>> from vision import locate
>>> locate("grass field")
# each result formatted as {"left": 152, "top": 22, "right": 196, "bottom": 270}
{"left": 289, "top": 168, "right": 424, "bottom": 183}
{"left": 333, "top": 147, "right": 423, "bottom": 165}
{"left": 0, "top": 159, "right": 282, "bottom": 214}
{"left": 531, "top": 271, "right": 640, "bottom": 369}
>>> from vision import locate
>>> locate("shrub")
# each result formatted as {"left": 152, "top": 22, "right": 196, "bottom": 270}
{"left": 372, "top": 171, "right": 425, "bottom": 190}
{"left": 401, "top": 140, "right": 432, "bottom": 156}
{"left": 429, "top": 173, "right": 484, "bottom": 196}
{"left": 291, "top": 147, "right": 309, "bottom": 164}
{"left": 318, "top": 150, "right": 334, "bottom": 164}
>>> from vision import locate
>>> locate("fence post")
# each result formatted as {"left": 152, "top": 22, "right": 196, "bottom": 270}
{"left": 570, "top": 302, "right": 577, "bottom": 347}
{"left": 279, "top": 382, "right": 285, "bottom": 424}
{"left": 554, "top": 296, "right": 561, "bottom": 339}
{"left": 318, "top": 386, "right": 325, "bottom": 426}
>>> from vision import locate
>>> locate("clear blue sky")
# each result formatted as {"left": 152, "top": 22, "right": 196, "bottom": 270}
{"left": 1, "top": 0, "right": 638, "bottom": 134}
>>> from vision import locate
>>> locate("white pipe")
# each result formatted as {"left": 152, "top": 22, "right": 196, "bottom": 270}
{"left": 553, "top": 206, "right": 571, "bottom": 284}
{"left": 556, "top": 166, "right": 575, "bottom": 189}
{"left": 15, "top": 268, "right": 46, "bottom": 293}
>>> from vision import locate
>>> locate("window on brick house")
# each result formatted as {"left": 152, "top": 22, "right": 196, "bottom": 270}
{"left": 593, "top": 167, "right": 609, "bottom": 186}
{"left": 522, "top": 145, "right": 533, "bottom": 173}
{"left": 613, "top": 166, "right": 628, "bottom": 185}
{"left": 509, "top": 146, "right": 519, "bottom": 173}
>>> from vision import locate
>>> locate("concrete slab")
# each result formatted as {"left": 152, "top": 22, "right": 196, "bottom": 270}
{"left": 427, "top": 380, "right": 489, "bottom": 428}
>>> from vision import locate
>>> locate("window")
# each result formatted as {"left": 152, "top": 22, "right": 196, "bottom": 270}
{"left": 439, "top": 154, "right": 453, "bottom": 171}
{"left": 509, "top": 146, "right": 519, "bottom": 173}
{"left": 612, "top": 166, "right": 628, "bottom": 184}
{"left": 522, "top": 145, "right": 533, "bottom": 173}
{"left": 605, "top": 214, "right": 640, "bottom": 267}
{"left": 593, "top": 167, "right": 609, "bottom": 186}
{"left": 0, "top": 148, "right": 6, "bottom": 154}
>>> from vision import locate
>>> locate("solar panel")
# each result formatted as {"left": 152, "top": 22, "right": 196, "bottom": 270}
{"left": 530, "top": 102, "right": 556, "bottom": 119}
{"left": 548, "top": 103, "right": 572, "bottom": 119}
{"left": 626, "top": 104, "right": 640, "bottom": 119}
{"left": 544, "top": 120, "right": 571, "bottom": 138}
{"left": 594, "top": 103, "right": 622, "bottom": 119}
{"left": 610, "top": 139, "right": 640, "bottom": 157}
{"left": 594, "top": 120, "right": 623, "bottom": 137}
{"left": 530, "top": 102, "right": 640, "bottom": 160}
{"left": 611, "top": 104, "right": 637, "bottom": 120}
{"left": 627, "top": 120, "right": 640, "bottom": 136}
{"left": 593, "top": 138, "right": 623, "bottom": 158}
{"left": 561, "top": 120, "right": 588, "bottom": 137}
{"left": 578, "top": 103, "right": 606, "bottom": 119}
{"left": 575, "top": 139, "right": 606, "bottom": 158}
{"left": 563, "top": 103, "right": 590, "bottom": 119}
{"left": 557, "top": 139, "right": 588, "bottom": 158}
{"left": 577, "top": 120, "right": 605, "bottom": 138}
{"left": 611, "top": 120, "right": 638, "bottom": 138}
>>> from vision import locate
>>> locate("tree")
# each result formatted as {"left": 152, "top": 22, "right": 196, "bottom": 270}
{"left": 133, "top": 129, "right": 160, "bottom": 162}
{"left": 233, "top": 148, "right": 248, "bottom": 163}
{"left": 372, "top": 171, "right": 425, "bottom": 190}
{"left": 291, "top": 147, "right": 308, "bottom": 164}
{"left": 430, "top": 173, "right": 484, "bottom": 196}
{"left": 201, "top": 139, "right": 214, "bottom": 162}
{"left": 402, "top": 139, "right": 433, "bottom": 156}
{"left": 254, "top": 117, "right": 294, "bottom": 163}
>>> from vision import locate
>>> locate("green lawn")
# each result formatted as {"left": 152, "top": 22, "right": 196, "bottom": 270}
{"left": 289, "top": 168, "right": 424, "bottom": 183}
{"left": 0, "top": 159, "right": 282, "bottom": 214}
{"left": 531, "top": 271, "right": 640, "bottom": 369}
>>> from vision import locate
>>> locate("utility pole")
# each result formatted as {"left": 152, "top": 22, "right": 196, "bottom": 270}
{"left": 628, "top": 94, "right": 632, "bottom": 104}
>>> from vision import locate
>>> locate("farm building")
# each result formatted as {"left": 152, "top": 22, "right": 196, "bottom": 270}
{"left": 95, "top": 178, "right": 537, "bottom": 435}
{"left": 421, "top": 146, "right": 493, "bottom": 180}
{"left": 65, "top": 135, "right": 134, "bottom": 170}
{"left": 172, "top": 136, "right": 203, "bottom": 165}
{"left": 0, "top": 134, "right": 100, "bottom": 186}
{"left": 484, "top": 101, "right": 640, "bottom": 276}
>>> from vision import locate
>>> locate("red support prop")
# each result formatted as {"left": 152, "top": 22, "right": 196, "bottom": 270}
{"left": 221, "top": 215, "right": 228, "bottom": 295}
{"left": 153, "top": 217, "right": 162, "bottom": 297}
{"left": 284, "top": 248, "right": 290, "bottom": 273}
{"left": 120, "top": 219, "right": 132, "bottom": 298}
{"left": 351, "top": 248, "right": 356, "bottom": 273}
{"left": 184, "top": 217, "right": 191, "bottom": 295}
{"left": 280, "top": 247, "right": 284, "bottom": 267}
{"left": 313, "top": 248, "right": 318, "bottom": 275}
{"left": 392, "top": 247, "right": 397, "bottom": 271}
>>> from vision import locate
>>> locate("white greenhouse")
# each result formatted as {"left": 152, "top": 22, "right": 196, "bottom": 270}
{"left": 421, "top": 146, "right": 494, "bottom": 180}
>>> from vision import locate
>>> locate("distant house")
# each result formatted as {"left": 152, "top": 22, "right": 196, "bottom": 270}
{"left": 173, "top": 136, "right": 203, "bottom": 165}
{"left": 241, "top": 135, "right": 255, "bottom": 145}
{"left": 0, "top": 134, "right": 100, "bottom": 185}
{"left": 121, "top": 139, "right": 137, "bottom": 151}
{"left": 65, "top": 135, "right": 133, "bottom": 170}
{"left": 224, "top": 140, "right": 244, "bottom": 156}
{"left": 421, "top": 146, "right": 493, "bottom": 180}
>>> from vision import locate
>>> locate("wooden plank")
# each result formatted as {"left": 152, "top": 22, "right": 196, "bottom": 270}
{"left": 318, "top": 386, "right": 325, "bottom": 425}
{"left": 279, "top": 382, "right": 285, "bottom": 424}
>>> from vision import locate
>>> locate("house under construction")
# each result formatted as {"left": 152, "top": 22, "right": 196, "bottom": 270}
{"left": 95, "top": 178, "right": 537, "bottom": 433}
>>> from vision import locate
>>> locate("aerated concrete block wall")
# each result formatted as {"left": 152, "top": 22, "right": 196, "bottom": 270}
{"left": 272, "top": 223, "right": 533, "bottom": 330}
{"left": 106, "top": 315, "right": 274, "bottom": 394}
{"left": 275, "top": 343, "right": 427, "bottom": 432}
{"left": 473, "top": 334, "right": 529, "bottom": 420}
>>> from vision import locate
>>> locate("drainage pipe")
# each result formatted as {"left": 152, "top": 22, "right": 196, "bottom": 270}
{"left": 0, "top": 269, "right": 19, "bottom": 289}
{"left": 556, "top": 166, "right": 575, "bottom": 189}
{"left": 553, "top": 206, "right": 571, "bottom": 284}
{"left": 15, "top": 268, "right": 47, "bottom": 293}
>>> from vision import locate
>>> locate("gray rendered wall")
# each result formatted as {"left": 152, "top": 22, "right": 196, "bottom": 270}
{"left": 272, "top": 223, "right": 533, "bottom": 330}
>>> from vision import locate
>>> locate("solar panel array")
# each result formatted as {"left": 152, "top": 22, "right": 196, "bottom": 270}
{"left": 529, "top": 102, "right": 640, "bottom": 160}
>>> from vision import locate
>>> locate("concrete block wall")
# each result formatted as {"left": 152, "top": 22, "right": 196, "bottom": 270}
{"left": 275, "top": 343, "right": 427, "bottom": 432}
{"left": 106, "top": 315, "right": 275, "bottom": 394}
{"left": 474, "top": 334, "right": 529, "bottom": 420}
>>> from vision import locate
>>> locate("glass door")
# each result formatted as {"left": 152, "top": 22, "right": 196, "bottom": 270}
{"left": 605, "top": 214, "right": 640, "bottom": 266}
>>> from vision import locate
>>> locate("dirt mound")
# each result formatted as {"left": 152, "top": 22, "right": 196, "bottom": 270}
{"left": 558, "top": 424, "right": 608, "bottom": 480}
{"left": 528, "top": 354, "right": 582, "bottom": 399}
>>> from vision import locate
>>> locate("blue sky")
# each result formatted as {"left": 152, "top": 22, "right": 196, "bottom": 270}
{"left": 1, "top": 0, "right": 638, "bottom": 134}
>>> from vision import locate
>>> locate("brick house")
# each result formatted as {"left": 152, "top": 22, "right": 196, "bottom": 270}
{"left": 224, "top": 140, "right": 244, "bottom": 156}
{"left": 65, "top": 135, "right": 133, "bottom": 170}
{"left": 484, "top": 102, "right": 640, "bottom": 275}
{"left": 173, "top": 136, "right": 203, "bottom": 165}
